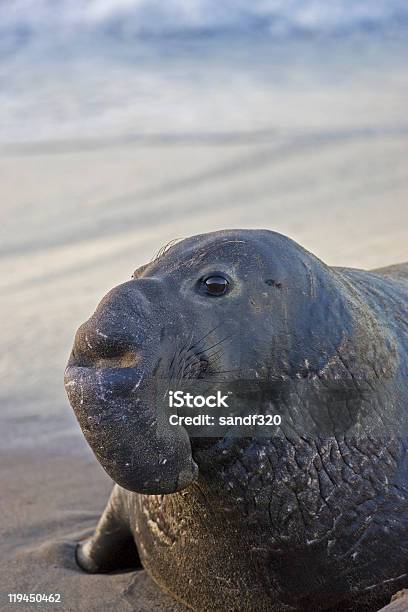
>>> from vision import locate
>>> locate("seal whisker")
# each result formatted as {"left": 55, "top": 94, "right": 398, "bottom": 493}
{"left": 194, "top": 335, "right": 233, "bottom": 358}
{"left": 153, "top": 238, "right": 183, "bottom": 262}
{"left": 205, "top": 349, "right": 225, "bottom": 371}
{"left": 188, "top": 323, "right": 225, "bottom": 352}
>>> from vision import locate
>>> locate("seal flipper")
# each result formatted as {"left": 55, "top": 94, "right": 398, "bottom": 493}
{"left": 76, "top": 485, "right": 141, "bottom": 573}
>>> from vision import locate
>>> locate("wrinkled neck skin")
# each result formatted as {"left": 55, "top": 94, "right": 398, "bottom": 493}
{"left": 185, "top": 267, "right": 408, "bottom": 611}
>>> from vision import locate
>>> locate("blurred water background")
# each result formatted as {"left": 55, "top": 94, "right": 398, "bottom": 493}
{"left": 1, "top": 0, "right": 408, "bottom": 144}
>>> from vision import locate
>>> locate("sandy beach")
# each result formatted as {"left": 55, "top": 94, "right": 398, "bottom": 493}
{"left": 1, "top": 18, "right": 408, "bottom": 612}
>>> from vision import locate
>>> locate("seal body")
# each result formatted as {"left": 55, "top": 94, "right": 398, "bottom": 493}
{"left": 65, "top": 230, "right": 408, "bottom": 611}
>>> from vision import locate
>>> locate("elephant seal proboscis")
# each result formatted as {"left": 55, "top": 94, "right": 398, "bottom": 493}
{"left": 64, "top": 230, "right": 408, "bottom": 611}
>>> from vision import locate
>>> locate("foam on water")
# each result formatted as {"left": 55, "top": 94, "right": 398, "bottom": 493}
{"left": 1, "top": 0, "right": 408, "bottom": 40}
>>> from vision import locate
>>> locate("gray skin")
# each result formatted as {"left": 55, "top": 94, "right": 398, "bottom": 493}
{"left": 64, "top": 230, "right": 408, "bottom": 612}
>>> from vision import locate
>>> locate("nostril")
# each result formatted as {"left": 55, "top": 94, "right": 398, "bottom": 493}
{"left": 71, "top": 324, "right": 140, "bottom": 369}
{"left": 93, "top": 351, "right": 140, "bottom": 369}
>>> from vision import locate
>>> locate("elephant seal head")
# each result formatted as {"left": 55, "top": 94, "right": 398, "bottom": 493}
{"left": 65, "top": 229, "right": 408, "bottom": 609}
{"left": 65, "top": 229, "right": 398, "bottom": 494}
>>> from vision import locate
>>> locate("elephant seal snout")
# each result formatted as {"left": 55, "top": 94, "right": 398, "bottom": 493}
{"left": 65, "top": 229, "right": 408, "bottom": 611}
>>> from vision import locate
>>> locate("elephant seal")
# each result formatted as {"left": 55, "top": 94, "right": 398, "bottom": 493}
{"left": 65, "top": 230, "right": 408, "bottom": 611}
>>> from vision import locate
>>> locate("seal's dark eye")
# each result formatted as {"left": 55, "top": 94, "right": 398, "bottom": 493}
{"left": 203, "top": 275, "right": 229, "bottom": 296}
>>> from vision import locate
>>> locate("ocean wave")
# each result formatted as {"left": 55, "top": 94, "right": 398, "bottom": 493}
{"left": 1, "top": 0, "right": 408, "bottom": 40}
